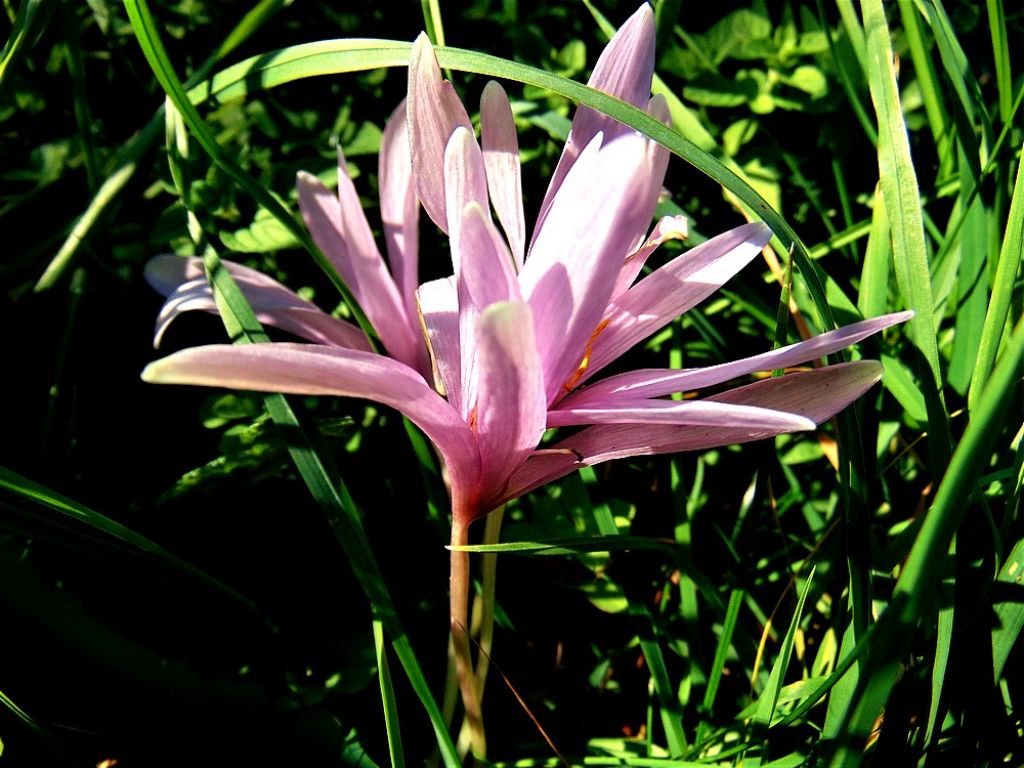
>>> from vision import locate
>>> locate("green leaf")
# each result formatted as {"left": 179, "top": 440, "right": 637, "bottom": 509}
{"left": 220, "top": 206, "right": 301, "bottom": 253}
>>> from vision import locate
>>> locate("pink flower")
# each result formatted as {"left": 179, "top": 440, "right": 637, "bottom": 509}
{"left": 144, "top": 5, "right": 909, "bottom": 530}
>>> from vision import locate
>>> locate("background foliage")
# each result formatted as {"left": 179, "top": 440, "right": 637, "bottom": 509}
{"left": 1, "top": 0, "right": 1021, "bottom": 766}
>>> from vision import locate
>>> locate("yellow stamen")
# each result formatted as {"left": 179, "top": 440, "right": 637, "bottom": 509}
{"left": 562, "top": 318, "right": 610, "bottom": 392}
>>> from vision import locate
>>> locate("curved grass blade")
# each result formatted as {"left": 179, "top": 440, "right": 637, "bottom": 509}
{"left": 0, "top": 465, "right": 263, "bottom": 619}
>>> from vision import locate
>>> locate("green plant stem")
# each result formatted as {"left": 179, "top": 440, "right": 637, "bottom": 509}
{"left": 450, "top": 516, "right": 487, "bottom": 760}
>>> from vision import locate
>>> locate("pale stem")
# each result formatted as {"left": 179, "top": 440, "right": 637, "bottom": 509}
{"left": 458, "top": 505, "right": 504, "bottom": 753}
{"left": 450, "top": 515, "right": 486, "bottom": 760}
{"left": 473, "top": 505, "right": 504, "bottom": 696}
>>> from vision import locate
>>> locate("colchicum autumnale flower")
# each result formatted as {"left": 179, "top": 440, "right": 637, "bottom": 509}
{"left": 144, "top": 5, "right": 910, "bottom": 756}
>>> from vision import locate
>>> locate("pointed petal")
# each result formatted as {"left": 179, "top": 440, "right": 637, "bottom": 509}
{"left": 534, "top": 5, "right": 655, "bottom": 233}
{"left": 444, "top": 126, "right": 490, "bottom": 274}
{"left": 143, "top": 342, "right": 481, "bottom": 505}
{"left": 518, "top": 132, "right": 652, "bottom": 403}
{"left": 502, "top": 361, "right": 883, "bottom": 502}
{"left": 610, "top": 214, "right": 689, "bottom": 298}
{"left": 380, "top": 99, "right": 420, "bottom": 322}
{"left": 296, "top": 169, "right": 423, "bottom": 371}
{"left": 578, "top": 222, "right": 772, "bottom": 386}
{"left": 472, "top": 302, "right": 546, "bottom": 507}
{"left": 408, "top": 33, "right": 474, "bottom": 233}
{"left": 481, "top": 81, "right": 525, "bottom": 269}
{"left": 562, "top": 311, "right": 913, "bottom": 407}
{"left": 456, "top": 203, "right": 521, "bottom": 418}
{"left": 145, "top": 255, "right": 371, "bottom": 351}
{"left": 547, "top": 399, "right": 815, "bottom": 431}
{"left": 417, "top": 276, "right": 462, "bottom": 412}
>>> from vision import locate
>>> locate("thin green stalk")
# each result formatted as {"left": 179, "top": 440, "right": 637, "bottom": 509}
{"left": 375, "top": 619, "right": 406, "bottom": 768}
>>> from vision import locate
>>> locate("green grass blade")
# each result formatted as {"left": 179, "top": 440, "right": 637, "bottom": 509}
{"left": 0, "top": 0, "right": 51, "bottom": 90}
{"left": 700, "top": 588, "right": 744, "bottom": 723}
{"left": 895, "top": 0, "right": 952, "bottom": 176}
{"left": 421, "top": 0, "right": 446, "bottom": 46}
{"left": 861, "top": 0, "right": 951, "bottom": 471}
{"left": 828, "top": 318, "right": 1024, "bottom": 765}
{"left": 986, "top": 0, "right": 1013, "bottom": 124}
{"left": 857, "top": 184, "right": 891, "bottom": 319}
{"left": 922, "top": 546, "right": 955, "bottom": 749}
{"left": 375, "top": 619, "right": 405, "bottom": 768}
{"left": 992, "top": 537, "right": 1024, "bottom": 680}
{"left": 912, "top": 0, "right": 992, "bottom": 162}
{"left": 0, "top": 464, "right": 263, "bottom": 617}
{"left": 947, "top": 156, "right": 991, "bottom": 395}
{"left": 816, "top": 0, "right": 878, "bottom": 146}
{"left": 752, "top": 568, "right": 816, "bottom": 731}
{"left": 970, "top": 143, "right": 1024, "bottom": 411}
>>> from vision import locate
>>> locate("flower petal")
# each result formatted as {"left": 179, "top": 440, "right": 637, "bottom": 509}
{"left": 456, "top": 202, "right": 521, "bottom": 418}
{"left": 417, "top": 276, "right": 462, "bottom": 412}
{"left": 472, "top": 301, "right": 546, "bottom": 512}
{"left": 481, "top": 81, "right": 525, "bottom": 269}
{"left": 408, "top": 33, "right": 474, "bottom": 233}
{"left": 296, "top": 167, "right": 424, "bottom": 373}
{"left": 579, "top": 221, "right": 772, "bottom": 386}
{"left": 146, "top": 255, "right": 371, "bottom": 351}
{"left": 610, "top": 214, "right": 689, "bottom": 299}
{"left": 380, "top": 99, "right": 420, "bottom": 323}
{"left": 444, "top": 126, "right": 490, "bottom": 275}
{"left": 562, "top": 311, "right": 913, "bottom": 407}
{"left": 518, "top": 132, "right": 652, "bottom": 403}
{"left": 143, "top": 342, "right": 481, "bottom": 507}
{"left": 534, "top": 4, "right": 655, "bottom": 233}
{"left": 547, "top": 399, "right": 815, "bottom": 431}
{"left": 502, "top": 361, "right": 883, "bottom": 502}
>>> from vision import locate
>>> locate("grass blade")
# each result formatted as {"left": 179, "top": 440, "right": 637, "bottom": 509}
{"left": 970, "top": 143, "right": 1024, "bottom": 411}
{"left": 375, "top": 619, "right": 405, "bottom": 768}
{"left": 753, "top": 568, "right": 816, "bottom": 731}
{"left": 860, "top": 0, "right": 951, "bottom": 471}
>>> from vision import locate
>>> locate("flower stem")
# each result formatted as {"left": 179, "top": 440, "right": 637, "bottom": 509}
{"left": 450, "top": 516, "right": 486, "bottom": 760}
